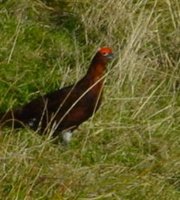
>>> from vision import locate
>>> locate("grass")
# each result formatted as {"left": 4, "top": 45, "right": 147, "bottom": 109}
{"left": 0, "top": 0, "right": 179, "bottom": 199}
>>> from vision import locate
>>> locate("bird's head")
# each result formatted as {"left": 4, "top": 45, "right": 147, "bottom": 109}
{"left": 96, "top": 47, "right": 114, "bottom": 64}
{"left": 87, "top": 47, "right": 114, "bottom": 76}
{"left": 98, "top": 47, "right": 113, "bottom": 58}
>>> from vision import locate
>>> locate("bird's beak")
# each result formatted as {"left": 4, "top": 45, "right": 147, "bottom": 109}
{"left": 107, "top": 53, "right": 114, "bottom": 60}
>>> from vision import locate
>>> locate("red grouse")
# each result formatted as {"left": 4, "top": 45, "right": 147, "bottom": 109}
{"left": 0, "top": 47, "right": 113, "bottom": 143}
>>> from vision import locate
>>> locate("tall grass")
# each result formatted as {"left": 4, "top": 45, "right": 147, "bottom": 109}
{"left": 0, "top": 0, "right": 179, "bottom": 199}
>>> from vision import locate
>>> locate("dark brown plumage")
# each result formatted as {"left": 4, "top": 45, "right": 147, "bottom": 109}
{"left": 0, "top": 47, "right": 113, "bottom": 143}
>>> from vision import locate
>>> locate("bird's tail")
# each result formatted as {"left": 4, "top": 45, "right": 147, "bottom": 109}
{"left": 0, "top": 110, "right": 13, "bottom": 126}
{"left": 0, "top": 110, "right": 23, "bottom": 128}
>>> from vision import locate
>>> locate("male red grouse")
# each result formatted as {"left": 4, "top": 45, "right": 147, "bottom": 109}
{"left": 0, "top": 47, "right": 113, "bottom": 144}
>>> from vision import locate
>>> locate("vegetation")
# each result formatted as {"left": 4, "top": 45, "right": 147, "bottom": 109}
{"left": 0, "top": 0, "right": 179, "bottom": 199}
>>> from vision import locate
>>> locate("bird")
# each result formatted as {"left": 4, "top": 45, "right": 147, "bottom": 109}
{"left": 0, "top": 47, "right": 113, "bottom": 144}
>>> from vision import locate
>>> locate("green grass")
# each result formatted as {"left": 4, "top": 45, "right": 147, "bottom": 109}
{"left": 0, "top": 0, "right": 179, "bottom": 199}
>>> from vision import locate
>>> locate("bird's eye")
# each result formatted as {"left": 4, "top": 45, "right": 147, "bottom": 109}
{"left": 102, "top": 52, "right": 108, "bottom": 56}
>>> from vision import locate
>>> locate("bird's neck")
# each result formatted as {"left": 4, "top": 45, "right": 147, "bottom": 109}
{"left": 79, "top": 62, "right": 106, "bottom": 98}
{"left": 77, "top": 53, "right": 108, "bottom": 92}
{"left": 86, "top": 60, "right": 107, "bottom": 84}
